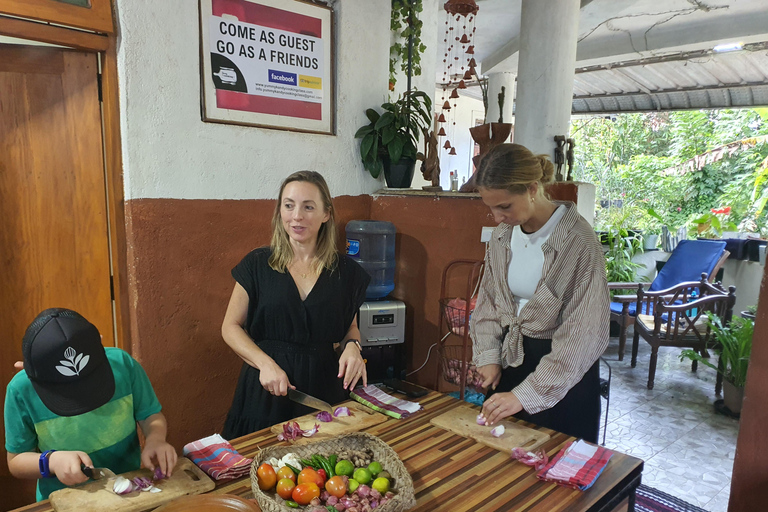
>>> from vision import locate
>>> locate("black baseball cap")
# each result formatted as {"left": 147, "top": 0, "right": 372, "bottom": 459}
{"left": 22, "top": 308, "right": 115, "bottom": 417}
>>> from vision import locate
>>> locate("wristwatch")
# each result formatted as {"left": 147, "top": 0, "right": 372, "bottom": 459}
{"left": 39, "top": 450, "right": 56, "bottom": 478}
{"left": 343, "top": 339, "right": 363, "bottom": 352}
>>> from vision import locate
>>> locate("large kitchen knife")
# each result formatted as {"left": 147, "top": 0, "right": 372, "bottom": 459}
{"left": 80, "top": 463, "right": 116, "bottom": 480}
{"left": 288, "top": 389, "right": 333, "bottom": 413}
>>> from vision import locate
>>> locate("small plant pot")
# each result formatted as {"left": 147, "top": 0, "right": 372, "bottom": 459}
{"left": 722, "top": 380, "right": 745, "bottom": 415}
{"left": 383, "top": 157, "right": 416, "bottom": 189}
{"left": 643, "top": 234, "right": 659, "bottom": 250}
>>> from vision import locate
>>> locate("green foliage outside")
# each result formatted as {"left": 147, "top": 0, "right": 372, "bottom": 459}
{"left": 571, "top": 109, "right": 768, "bottom": 238}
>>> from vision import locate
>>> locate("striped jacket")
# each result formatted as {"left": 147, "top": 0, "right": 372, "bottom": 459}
{"left": 470, "top": 201, "right": 609, "bottom": 414}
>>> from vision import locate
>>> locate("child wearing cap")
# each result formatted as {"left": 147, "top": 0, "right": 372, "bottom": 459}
{"left": 4, "top": 308, "right": 178, "bottom": 501}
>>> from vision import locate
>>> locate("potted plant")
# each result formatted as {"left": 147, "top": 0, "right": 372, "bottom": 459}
{"left": 355, "top": 90, "right": 432, "bottom": 188}
{"left": 680, "top": 312, "right": 754, "bottom": 414}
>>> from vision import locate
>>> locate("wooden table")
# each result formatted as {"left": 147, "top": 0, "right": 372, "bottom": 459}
{"left": 12, "top": 391, "right": 643, "bottom": 512}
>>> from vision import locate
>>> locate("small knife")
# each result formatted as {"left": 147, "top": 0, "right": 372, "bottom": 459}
{"left": 288, "top": 389, "right": 333, "bottom": 413}
{"left": 81, "top": 463, "right": 116, "bottom": 480}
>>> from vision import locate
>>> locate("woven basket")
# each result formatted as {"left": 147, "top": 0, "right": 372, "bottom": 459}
{"left": 250, "top": 432, "right": 416, "bottom": 512}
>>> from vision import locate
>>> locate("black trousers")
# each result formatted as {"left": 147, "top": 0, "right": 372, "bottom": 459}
{"left": 488, "top": 335, "right": 601, "bottom": 444}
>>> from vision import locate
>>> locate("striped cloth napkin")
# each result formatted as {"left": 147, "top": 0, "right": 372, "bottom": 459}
{"left": 536, "top": 440, "right": 613, "bottom": 491}
{"left": 350, "top": 385, "right": 422, "bottom": 419}
{"left": 183, "top": 433, "right": 252, "bottom": 481}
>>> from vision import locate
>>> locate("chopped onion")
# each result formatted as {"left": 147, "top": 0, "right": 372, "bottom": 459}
{"left": 476, "top": 414, "right": 486, "bottom": 426}
{"left": 132, "top": 476, "right": 153, "bottom": 491}
{"left": 113, "top": 476, "right": 134, "bottom": 495}
{"left": 277, "top": 421, "right": 320, "bottom": 441}
{"left": 153, "top": 466, "right": 166, "bottom": 481}
{"left": 316, "top": 411, "right": 333, "bottom": 422}
{"left": 334, "top": 406, "right": 351, "bottom": 417}
{"left": 490, "top": 425, "right": 505, "bottom": 438}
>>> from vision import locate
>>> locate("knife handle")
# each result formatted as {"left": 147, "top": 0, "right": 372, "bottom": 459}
{"left": 80, "top": 463, "right": 94, "bottom": 479}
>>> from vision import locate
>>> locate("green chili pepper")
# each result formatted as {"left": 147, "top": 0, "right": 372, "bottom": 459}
{"left": 285, "top": 500, "right": 299, "bottom": 508}
{"left": 285, "top": 463, "right": 301, "bottom": 476}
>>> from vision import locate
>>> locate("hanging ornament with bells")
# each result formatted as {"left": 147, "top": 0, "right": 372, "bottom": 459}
{"left": 438, "top": 0, "right": 478, "bottom": 160}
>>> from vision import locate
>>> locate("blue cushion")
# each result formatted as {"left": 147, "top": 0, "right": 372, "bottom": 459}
{"left": 649, "top": 239, "right": 726, "bottom": 292}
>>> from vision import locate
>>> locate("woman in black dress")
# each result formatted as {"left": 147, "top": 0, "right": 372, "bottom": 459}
{"left": 221, "top": 171, "right": 370, "bottom": 439}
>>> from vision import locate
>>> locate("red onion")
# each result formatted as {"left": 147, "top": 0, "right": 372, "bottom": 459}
{"left": 476, "top": 414, "right": 486, "bottom": 426}
{"left": 153, "top": 467, "right": 166, "bottom": 480}
{"left": 370, "top": 488, "right": 382, "bottom": 500}
{"left": 316, "top": 411, "right": 333, "bottom": 422}
{"left": 357, "top": 484, "right": 371, "bottom": 497}
{"left": 327, "top": 495, "right": 339, "bottom": 506}
{"left": 490, "top": 425, "right": 505, "bottom": 437}
{"left": 334, "top": 406, "right": 352, "bottom": 417}
{"left": 277, "top": 421, "right": 320, "bottom": 441}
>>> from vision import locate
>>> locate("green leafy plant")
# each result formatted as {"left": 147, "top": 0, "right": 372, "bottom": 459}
{"left": 692, "top": 208, "right": 738, "bottom": 238}
{"left": 680, "top": 312, "right": 754, "bottom": 388}
{"left": 354, "top": 90, "right": 432, "bottom": 179}
{"left": 389, "top": 0, "right": 425, "bottom": 89}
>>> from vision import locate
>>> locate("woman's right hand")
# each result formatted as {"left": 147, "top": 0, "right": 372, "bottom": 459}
{"left": 477, "top": 364, "right": 502, "bottom": 390}
{"left": 259, "top": 359, "right": 295, "bottom": 396}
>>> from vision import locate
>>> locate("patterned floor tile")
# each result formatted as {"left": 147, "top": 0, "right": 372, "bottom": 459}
{"left": 600, "top": 332, "right": 739, "bottom": 511}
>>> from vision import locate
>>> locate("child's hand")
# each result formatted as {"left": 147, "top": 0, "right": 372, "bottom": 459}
{"left": 141, "top": 439, "right": 178, "bottom": 478}
{"left": 49, "top": 451, "right": 91, "bottom": 486}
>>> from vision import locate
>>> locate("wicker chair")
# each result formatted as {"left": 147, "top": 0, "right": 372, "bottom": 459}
{"left": 630, "top": 273, "right": 736, "bottom": 390}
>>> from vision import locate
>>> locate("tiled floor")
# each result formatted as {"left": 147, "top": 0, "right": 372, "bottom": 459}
{"left": 600, "top": 332, "right": 739, "bottom": 512}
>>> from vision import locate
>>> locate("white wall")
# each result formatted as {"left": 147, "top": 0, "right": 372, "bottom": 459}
{"left": 116, "top": 0, "right": 392, "bottom": 200}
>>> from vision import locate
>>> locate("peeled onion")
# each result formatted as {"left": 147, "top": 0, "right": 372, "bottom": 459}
{"left": 316, "top": 411, "right": 333, "bottom": 422}
{"left": 334, "top": 406, "right": 352, "bottom": 417}
{"left": 113, "top": 476, "right": 134, "bottom": 495}
{"left": 490, "top": 425, "right": 505, "bottom": 437}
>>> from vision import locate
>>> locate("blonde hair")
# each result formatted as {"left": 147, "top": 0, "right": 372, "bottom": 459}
{"left": 269, "top": 171, "right": 338, "bottom": 274}
{"left": 476, "top": 143, "right": 555, "bottom": 198}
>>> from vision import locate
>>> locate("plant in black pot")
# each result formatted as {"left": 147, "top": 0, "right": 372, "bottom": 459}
{"left": 354, "top": 90, "right": 432, "bottom": 188}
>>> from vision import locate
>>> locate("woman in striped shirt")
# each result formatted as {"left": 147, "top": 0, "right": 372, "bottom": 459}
{"left": 471, "top": 143, "right": 610, "bottom": 443}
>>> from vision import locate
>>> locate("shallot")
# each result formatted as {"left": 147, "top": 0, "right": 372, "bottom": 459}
{"left": 316, "top": 411, "right": 333, "bottom": 422}
{"left": 153, "top": 466, "right": 167, "bottom": 481}
{"left": 334, "top": 406, "right": 352, "bottom": 417}
{"left": 490, "top": 425, "right": 505, "bottom": 437}
{"left": 476, "top": 414, "right": 486, "bottom": 426}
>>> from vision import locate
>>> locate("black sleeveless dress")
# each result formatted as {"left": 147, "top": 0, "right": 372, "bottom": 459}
{"left": 222, "top": 248, "right": 370, "bottom": 439}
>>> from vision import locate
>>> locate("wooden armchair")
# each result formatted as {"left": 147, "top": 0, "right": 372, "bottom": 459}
{"left": 609, "top": 239, "right": 729, "bottom": 361}
{"left": 630, "top": 273, "right": 736, "bottom": 390}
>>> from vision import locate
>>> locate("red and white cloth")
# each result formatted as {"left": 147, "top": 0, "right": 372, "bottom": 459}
{"left": 536, "top": 440, "right": 613, "bottom": 490}
{"left": 183, "top": 434, "right": 252, "bottom": 481}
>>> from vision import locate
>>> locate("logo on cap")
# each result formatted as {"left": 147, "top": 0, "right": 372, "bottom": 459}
{"left": 56, "top": 346, "right": 90, "bottom": 377}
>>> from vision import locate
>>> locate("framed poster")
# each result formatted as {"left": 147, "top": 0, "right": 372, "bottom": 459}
{"left": 199, "top": 0, "right": 335, "bottom": 134}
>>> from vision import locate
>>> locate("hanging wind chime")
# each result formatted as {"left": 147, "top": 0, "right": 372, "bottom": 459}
{"left": 438, "top": 0, "right": 479, "bottom": 161}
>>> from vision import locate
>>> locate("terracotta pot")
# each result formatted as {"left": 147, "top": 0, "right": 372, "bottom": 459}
{"left": 722, "top": 379, "right": 745, "bottom": 414}
{"left": 462, "top": 123, "right": 513, "bottom": 192}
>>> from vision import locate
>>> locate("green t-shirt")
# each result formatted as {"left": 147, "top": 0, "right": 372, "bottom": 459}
{"left": 4, "top": 348, "right": 162, "bottom": 501}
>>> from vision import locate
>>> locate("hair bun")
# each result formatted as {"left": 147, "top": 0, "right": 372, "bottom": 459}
{"left": 537, "top": 155, "right": 555, "bottom": 184}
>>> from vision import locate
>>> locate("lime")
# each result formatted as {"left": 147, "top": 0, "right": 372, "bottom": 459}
{"left": 348, "top": 478, "right": 360, "bottom": 493}
{"left": 353, "top": 467, "right": 372, "bottom": 485}
{"left": 372, "top": 477, "right": 390, "bottom": 494}
{"left": 335, "top": 459, "right": 354, "bottom": 477}
{"left": 367, "top": 461, "right": 383, "bottom": 476}
{"left": 378, "top": 470, "right": 391, "bottom": 480}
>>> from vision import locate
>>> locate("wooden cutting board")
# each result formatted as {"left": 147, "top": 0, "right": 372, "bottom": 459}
{"left": 269, "top": 400, "right": 388, "bottom": 444}
{"left": 50, "top": 457, "right": 215, "bottom": 512}
{"left": 430, "top": 404, "right": 550, "bottom": 452}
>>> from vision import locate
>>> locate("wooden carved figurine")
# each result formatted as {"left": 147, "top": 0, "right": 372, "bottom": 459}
{"left": 418, "top": 128, "right": 442, "bottom": 191}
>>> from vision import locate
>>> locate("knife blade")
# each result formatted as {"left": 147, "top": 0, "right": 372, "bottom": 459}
{"left": 81, "top": 463, "right": 116, "bottom": 480}
{"left": 288, "top": 389, "right": 333, "bottom": 413}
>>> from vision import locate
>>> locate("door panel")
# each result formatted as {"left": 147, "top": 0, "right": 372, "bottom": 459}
{"left": 0, "top": 44, "right": 114, "bottom": 497}
{"left": 0, "top": 0, "right": 113, "bottom": 34}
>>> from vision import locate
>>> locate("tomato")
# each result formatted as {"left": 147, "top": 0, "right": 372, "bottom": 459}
{"left": 325, "top": 476, "right": 347, "bottom": 498}
{"left": 297, "top": 467, "right": 323, "bottom": 487}
{"left": 256, "top": 463, "right": 277, "bottom": 491}
{"left": 317, "top": 468, "right": 327, "bottom": 483}
{"left": 291, "top": 482, "right": 320, "bottom": 505}
{"left": 277, "top": 466, "right": 296, "bottom": 483}
{"left": 276, "top": 478, "right": 296, "bottom": 500}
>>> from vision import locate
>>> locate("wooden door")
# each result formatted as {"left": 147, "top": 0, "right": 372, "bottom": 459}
{"left": 0, "top": 43, "right": 114, "bottom": 499}
{"left": 0, "top": 0, "right": 114, "bottom": 34}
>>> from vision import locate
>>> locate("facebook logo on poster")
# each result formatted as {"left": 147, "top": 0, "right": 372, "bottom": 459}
{"left": 268, "top": 70, "right": 297, "bottom": 86}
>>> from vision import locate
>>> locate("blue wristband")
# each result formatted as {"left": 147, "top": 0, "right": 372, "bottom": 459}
{"left": 39, "top": 450, "right": 56, "bottom": 478}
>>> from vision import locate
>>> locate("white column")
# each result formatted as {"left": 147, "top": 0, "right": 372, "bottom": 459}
{"left": 485, "top": 72, "right": 516, "bottom": 126}
{"left": 514, "top": 0, "right": 579, "bottom": 161}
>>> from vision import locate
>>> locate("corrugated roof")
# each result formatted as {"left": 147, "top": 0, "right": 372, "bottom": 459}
{"left": 572, "top": 45, "right": 768, "bottom": 113}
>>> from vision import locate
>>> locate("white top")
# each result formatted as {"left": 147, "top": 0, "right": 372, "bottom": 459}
{"left": 507, "top": 205, "right": 567, "bottom": 311}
